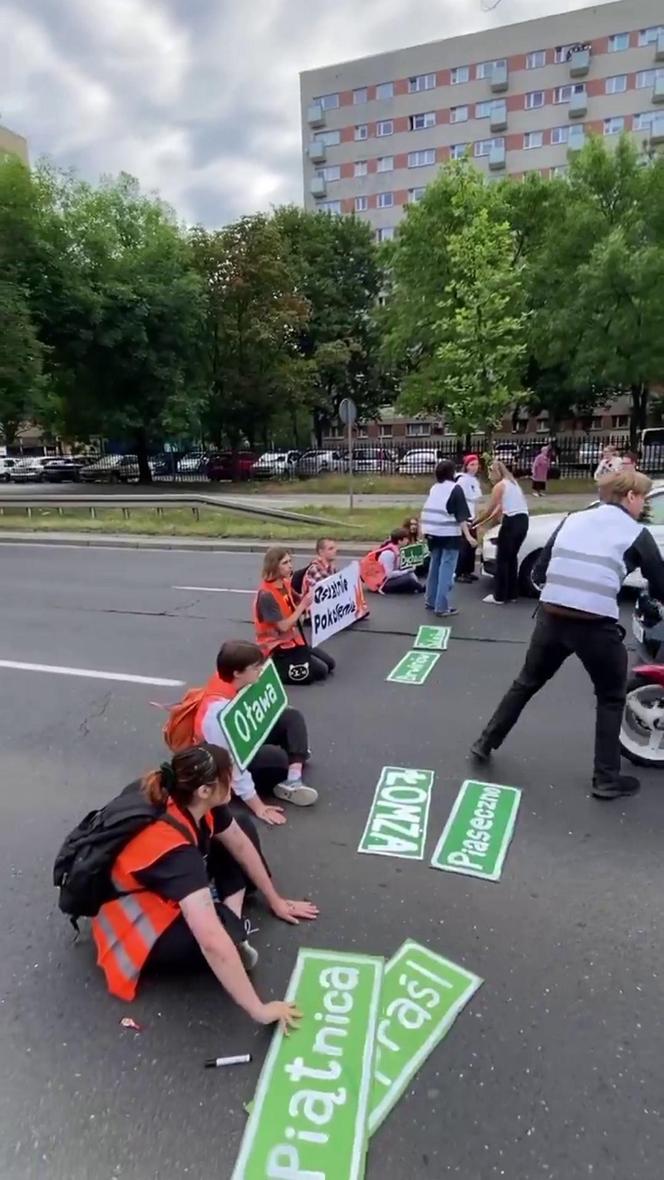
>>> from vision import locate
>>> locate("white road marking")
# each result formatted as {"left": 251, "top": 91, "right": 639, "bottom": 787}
{"left": 0, "top": 659, "right": 184, "bottom": 687}
{"left": 172, "top": 585, "right": 253, "bottom": 594}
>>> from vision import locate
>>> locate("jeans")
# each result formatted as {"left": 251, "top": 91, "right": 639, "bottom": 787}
{"left": 478, "top": 609, "right": 628, "bottom": 783}
{"left": 425, "top": 544, "right": 459, "bottom": 614}
{"left": 494, "top": 514, "right": 528, "bottom": 602}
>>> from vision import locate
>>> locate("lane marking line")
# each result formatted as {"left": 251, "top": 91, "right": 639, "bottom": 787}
{"left": 0, "top": 659, "right": 184, "bottom": 687}
{"left": 172, "top": 585, "right": 253, "bottom": 594}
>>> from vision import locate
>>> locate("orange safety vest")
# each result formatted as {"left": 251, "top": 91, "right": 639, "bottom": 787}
{"left": 193, "top": 672, "right": 236, "bottom": 743}
{"left": 253, "top": 579, "right": 307, "bottom": 656}
{"left": 91, "top": 800, "right": 214, "bottom": 1002}
{"left": 360, "top": 542, "right": 400, "bottom": 592}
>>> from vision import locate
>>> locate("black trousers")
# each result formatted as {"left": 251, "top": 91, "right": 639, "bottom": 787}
{"left": 247, "top": 707, "right": 309, "bottom": 794}
{"left": 272, "top": 644, "right": 335, "bottom": 685}
{"left": 456, "top": 531, "right": 477, "bottom": 577}
{"left": 382, "top": 571, "right": 424, "bottom": 594}
{"left": 494, "top": 513, "right": 528, "bottom": 602}
{"left": 479, "top": 609, "right": 628, "bottom": 783}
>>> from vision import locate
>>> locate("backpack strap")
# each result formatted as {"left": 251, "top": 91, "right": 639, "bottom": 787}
{"left": 160, "top": 812, "right": 198, "bottom": 846}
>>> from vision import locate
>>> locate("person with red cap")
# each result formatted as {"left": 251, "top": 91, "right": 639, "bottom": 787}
{"left": 455, "top": 455, "right": 483, "bottom": 582}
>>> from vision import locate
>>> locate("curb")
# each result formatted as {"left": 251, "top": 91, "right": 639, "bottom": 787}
{"left": 0, "top": 530, "right": 371, "bottom": 556}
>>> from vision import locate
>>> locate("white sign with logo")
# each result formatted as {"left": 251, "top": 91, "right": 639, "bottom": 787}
{"left": 310, "top": 561, "right": 365, "bottom": 648}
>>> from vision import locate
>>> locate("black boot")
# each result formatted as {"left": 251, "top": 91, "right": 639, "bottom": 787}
{"left": 592, "top": 774, "right": 640, "bottom": 800}
{"left": 470, "top": 737, "right": 493, "bottom": 762}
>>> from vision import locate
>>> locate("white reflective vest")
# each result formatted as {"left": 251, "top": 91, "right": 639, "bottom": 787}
{"left": 540, "top": 504, "right": 641, "bottom": 620}
{"left": 421, "top": 481, "right": 460, "bottom": 538}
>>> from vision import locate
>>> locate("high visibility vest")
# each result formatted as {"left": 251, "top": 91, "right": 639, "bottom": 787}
{"left": 420, "top": 480, "right": 461, "bottom": 538}
{"left": 253, "top": 579, "right": 306, "bottom": 656}
{"left": 540, "top": 503, "right": 640, "bottom": 620}
{"left": 360, "top": 542, "right": 399, "bottom": 592}
{"left": 91, "top": 801, "right": 214, "bottom": 1002}
{"left": 193, "top": 673, "right": 236, "bottom": 743}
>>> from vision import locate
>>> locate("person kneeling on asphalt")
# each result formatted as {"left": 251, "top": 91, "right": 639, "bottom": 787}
{"left": 470, "top": 469, "right": 664, "bottom": 799}
{"left": 195, "top": 640, "right": 318, "bottom": 816}
{"left": 253, "top": 546, "right": 336, "bottom": 686}
{"left": 92, "top": 743, "right": 318, "bottom": 1026}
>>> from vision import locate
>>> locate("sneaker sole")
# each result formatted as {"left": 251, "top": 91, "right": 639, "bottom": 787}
{"left": 274, "top": 784, "right": 319, "bottom": 806}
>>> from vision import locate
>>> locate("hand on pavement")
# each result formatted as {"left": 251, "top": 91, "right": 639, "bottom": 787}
{"left": 259, "top": 1001, "right": 303, "bottom": 1034}
{"left": 257, "top": 804, "right": 287, "bottom": 826}
{"left": 271, "top": 897, "right": 319, "bottom": 924}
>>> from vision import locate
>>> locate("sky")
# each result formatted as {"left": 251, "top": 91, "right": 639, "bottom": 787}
{"left": 2, "top": 0, "right": 597, "bottom": 227}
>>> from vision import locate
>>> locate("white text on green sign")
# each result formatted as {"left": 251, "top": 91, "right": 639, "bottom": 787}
{"left": 400, "top": 542, "right": 428, "bottom": 570}
{"left": 358, "top": 767, "right": 435, "bottom": 859}
{"left": 369, "top": 940, "right": 482, "bottom": 1135}
{"left": 414, "top": 625, "right": 450, "bottom": 651}
{"left": 231, "top": 948, "right": 383, "bottom": 1180}
{"left": 220, "top": 658, "right": 287, "bottom": 770}
{"left": 431, "top": 780, "right": 521, "bottom": 881}
{"left": 386, "top": 649, "right": 440, "bottom": 686}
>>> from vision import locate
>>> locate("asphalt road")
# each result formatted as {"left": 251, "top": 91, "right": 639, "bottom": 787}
{"left": 1, "top": 544, "right": 663, "bottom": 1180}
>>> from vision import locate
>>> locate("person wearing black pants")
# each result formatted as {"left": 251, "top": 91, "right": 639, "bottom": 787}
{"left": 271, "top": 645, "right": 335, "bottom": 685}
{"left": 254, "top": 546, "right": 336, "bottom": 686}
{"left": 474, "top": 460, "right": 529, "bottom": 604}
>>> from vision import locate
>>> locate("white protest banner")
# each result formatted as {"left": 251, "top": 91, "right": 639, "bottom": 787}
{"left": 311, "top": 561, "right": 366, "bottom": 647}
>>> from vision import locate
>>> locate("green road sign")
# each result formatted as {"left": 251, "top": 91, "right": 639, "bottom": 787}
{"left": 400, "top": 541, "right": 428, "bottom": 570}
{"left": 414, "top": 625, "right": 451, "bottom": 651}
{"left": 232, "top": 948, "right": 384, "bottom": 1180}
{"left": 386, "top": 649, "right": 440, "bottom": 686}
{"left": 430, "top": 780, "right": 521, "bottom": 881}
{"left": 358, "top": 767, "right": 435, "bottom": 860}
{"left": 369, "top": 940, "right": 482, "bottom": 1136}
{"left": 220, "top": 658, "right": 287, "bottom": 770}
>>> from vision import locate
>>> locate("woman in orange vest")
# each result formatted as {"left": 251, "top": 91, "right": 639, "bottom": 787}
{"left": 92, "top": 743, "right": 318, "bottom": 1027}
{"left": 253, "top": 546, "right": 336, "bottom": 685}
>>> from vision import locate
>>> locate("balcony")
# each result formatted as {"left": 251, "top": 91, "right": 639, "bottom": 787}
{"left": 654, "top": 74, "right": 664, "bottom": 103}
{"left": 569, "top": 88, "right": 587, "bottom": 118}
{"left": 308, "top": 140, "right": 326, "bottom": 163}
{"left": 489, "top": 143, "right": 506, "bottom": 170}
{"left": 567, "top": 126, "right": 586, "bottom": 152}
{"left": 651, "top": 114, "right": 664, "bottom": 143}
{"left": 656, "top": 31, "right": 664, "bottom": 61}
{"left": 569, "top": 48, "right": 591, "bottom": 77}
{"left": 490, "top": 100, "right": 507, "bottom": 131}
{"left": 310, "top": 176, "right": 327, "bottom": 198}
{"left": 307, "top": 104, "right": 325, "bottom": 128}
{"left": 490, "top": 62, "right": 508, "bottom": 92}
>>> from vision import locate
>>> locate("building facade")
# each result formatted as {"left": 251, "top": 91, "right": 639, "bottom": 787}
{"left": 0, "top": 124, "right": 28, "bottom": 165}
{"left": 300, "top": 0, "right": 664, "bottom": 238}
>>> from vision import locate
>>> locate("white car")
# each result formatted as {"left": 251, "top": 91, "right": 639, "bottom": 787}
{"left": 9, "top": 457, "right": 52, "bottom": 482}
{"left": 481, "top": 483, "right": 664, "bottom": 598}
{"left": 250, "top": 451, "right": 300, "bottom": 479}
{"left": 0, "top": 457, "right": 16, "bottom": 482}
{"left": 398, "top": 449, "right": 439, "bottom": 475}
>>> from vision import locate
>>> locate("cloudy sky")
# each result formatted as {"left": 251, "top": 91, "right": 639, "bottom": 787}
{"left": 3, "top": 0, "right": 594, "bottom": 226}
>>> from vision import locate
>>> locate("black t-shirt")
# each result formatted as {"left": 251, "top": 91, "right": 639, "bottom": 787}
{"left": 134, "top": 805, "right": 233, "bottom": 904}
{"left": 426, "top": 485, "right": 471, "bottom": 551}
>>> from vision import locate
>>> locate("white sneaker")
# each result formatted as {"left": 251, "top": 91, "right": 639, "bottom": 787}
{"left": 274, "top": 780, "right": 319, "bottom": 806}
{"left": 239, "top": 919, "right": 259, "bottom": 971}
{"left": 483, "top": 594, "right": 504, "bottom": 604}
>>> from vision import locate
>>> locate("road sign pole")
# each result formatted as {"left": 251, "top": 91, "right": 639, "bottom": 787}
{"left": 348, "top": 414, "right": 354, "bottom": 512}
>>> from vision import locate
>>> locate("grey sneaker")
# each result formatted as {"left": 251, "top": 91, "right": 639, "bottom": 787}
{"left": 274, "top": 780, "right": 319, "bottom": 806}
{"left": 238, "top": 918, "right": 259, "bottom": 971}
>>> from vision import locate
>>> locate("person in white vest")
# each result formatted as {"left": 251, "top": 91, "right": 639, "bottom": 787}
{"left": 473, "top": 460, "right": 529, "bottom": 604}
{"left": 471, "top": 469, "right": 664, "bottom": 799}
{"left": 455, "top": 454, "right": 483, "bottom": 583}
{"left": 421, "top": 460, "right": 477, "bottom": 617}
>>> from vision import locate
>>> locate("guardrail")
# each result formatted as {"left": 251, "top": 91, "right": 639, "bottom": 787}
{"left": 0, "top": 493, "right": 360, "bottom": 529}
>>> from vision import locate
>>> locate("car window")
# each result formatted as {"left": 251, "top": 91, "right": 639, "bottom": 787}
{"left": 647, "top": 492, "right": 664, "bottom": 525}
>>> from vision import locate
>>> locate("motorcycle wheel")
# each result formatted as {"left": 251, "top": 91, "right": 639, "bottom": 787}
{"left": 620, "top": 676, "right": 664, "bottom": 766}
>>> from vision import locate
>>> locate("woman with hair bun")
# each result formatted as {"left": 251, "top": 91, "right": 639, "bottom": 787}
{"left": 91, "top": 743, "right": 317, "bottom": 1029}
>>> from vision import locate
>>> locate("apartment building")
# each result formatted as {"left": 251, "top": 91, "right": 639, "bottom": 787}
{"left": 0, "top": 124, "right": 28, "bottom": 165}
{"left": 300, "top": 0, "right": 664, "bottom": 238}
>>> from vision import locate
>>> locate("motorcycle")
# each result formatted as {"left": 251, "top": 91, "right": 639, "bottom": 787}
{"left": 620, "top": 594, "right": 664, "bottom": 766}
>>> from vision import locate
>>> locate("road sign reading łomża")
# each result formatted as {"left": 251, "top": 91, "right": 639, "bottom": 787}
{"left": 369, "top": 940, "right": 482, "bottom": 1135}
{"left": 386, "top": 649, "right": 440, "bottom": 686}
{"left": 231, "top": 948, "right": 384, "bottom": 1180}
{"left": 430, "top": 779, "right": 521, "bottom": 881}
{"left": 219, "top": 658, "right": 287, "bottom": 770}
{"left": 358, "top": 767, "right": 435, "bottom": 859}
{"left": 414, "top": 625, "right": 451, "bottom": 651}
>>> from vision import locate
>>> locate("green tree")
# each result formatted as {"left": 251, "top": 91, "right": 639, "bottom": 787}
{"left": 0, "top": 280, "right": 44, "bottom": 444}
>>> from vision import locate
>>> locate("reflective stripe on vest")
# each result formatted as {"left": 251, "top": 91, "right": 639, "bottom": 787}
{"left": 253, "top": 579, "right": 306, "bottom": 656}
{"left": 540, "top": 503, "right": 641, "bottom": 620}
{"left": 421, "top": 481, "right": 461, "bottom": 537}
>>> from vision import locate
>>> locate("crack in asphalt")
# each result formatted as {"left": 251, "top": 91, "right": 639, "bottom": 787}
{"left": 78, "top": 691, "right": 112, "bottom": 739}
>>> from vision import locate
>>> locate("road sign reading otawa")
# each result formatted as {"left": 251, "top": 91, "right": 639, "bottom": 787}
{"left": 414, "top": 625, "right": 451, "bottom": 651}
{"left": 386, "top": 649, "right": 440, "bottom": 686}
{"left": 430, "top": 780, "right": 521, "bottom": 881}
{"left": 399, "top": 541, "right": 429, "bottom": 570}
{"left": 231, "top": 948, "right": 384, "bottom": 1180}
{"left": 310, "top": 561, "right": 365, "bottom": 648}
{"left": 368, "top": 940, "right": 482, "bottom": 1136}
{"left": 358, "top": 767, "right": 435, "bottom": 859}
{"left": 219, "top": 659, "right": 287, "bottom": 770}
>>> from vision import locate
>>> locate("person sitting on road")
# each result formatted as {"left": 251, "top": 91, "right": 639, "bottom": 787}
{"left": 300, "top": 536, "right": 338, "bottom": 597}
{"left": 194, "top": 640, "right": 317, "bottom": 815}
{"left": 400, "top": 516, "right": 430, "bottom": 577}
{"left": 91, "top": 743, "right": 317, "bottom": 1026}
{"left": 360, "top": 528, "right": 426, "bottom": 595}
{"left": 253, "top": 546, "right": 336, "bottom": 685}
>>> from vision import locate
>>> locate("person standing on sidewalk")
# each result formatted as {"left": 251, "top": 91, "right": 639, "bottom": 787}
{"left": 470, "top": 469, "right": 664, "bottom": 799}
{"left": 421, "top": 460, "right": 477, "bottom": 618}
{"left": 474, "top": 460, "right": 529, "bottom": 605}
{"left": 531, "top": 446, "right": 551, "bottom": 497}
{"left": 455, "top": 454, "right": 483, "bottom": 582}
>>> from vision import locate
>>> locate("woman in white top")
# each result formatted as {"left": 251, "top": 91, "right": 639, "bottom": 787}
{"left": 593, "top": 445, "right": 623, "bottom": 481}
{"left": 474, "top": 460, "right": 529, "bottom": 604}
{"left": 455, "top": 454, "right": 483, "bottom": 582}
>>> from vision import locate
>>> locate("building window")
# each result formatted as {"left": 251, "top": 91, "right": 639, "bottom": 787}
{"left": 376, "top": 120, "right": 394, "bottom": 137}
{"left": 354, "top": 160, "right": 368, "bottom": 177}
{"left": 319, "top": 200, "right": 342, "bottom": 214}
{"left": 315, "top": 93, "right": 340, "bottom": 110}
{"left": 474, "top": 137, "right": 503, "bottom": 158}
{"left": 410, "top": 111, "right": 436, "bottom": 130}
{"left": 451, "top": 105, "right": 469, "bottom": 123}
{"left": 353, "top": 88, "right": 368, "bottom": 105}
{"left": 634, "top": 111, "right": 655, "bottom": 130}
{"left": 604, "top": 116, "right": 624, "bottom": 135}
{"left": 636, "top": 69, "right": 664, "bottom": 88}
{"left": 525, "top": 90, "right": 545, "bottom": 109}
{"left": 639, "top": 26, "right": 664, "bottom": 46}
{"left": 409, "top": 73, "right": 436, "bottom": 92}
{"left": 357, "top": 423, "right": 369, "bottom": 437}
{"left": 409, "top": 187, "right": 426, "bottom": 202}
{"left": 451, "top": 66, "right": 469, "bottom": 85}
{"left": 554, "top": 85, "right": 571, "bottom": 103}
{"left": 523, "top": 131, "right": 543, "bottom": 150}
{"left": 314, "top": 130, "right": 341, "bottom": 146}
{"left": 377, "top": 191, "right": 394, "bottom": 208}
{"left": 605, "top": 74, "right": 627, "bottom": 94}
{"left": 354, "top": 195, "right": 368, "bottom": 212}
{"left": 379, "top": 424, "right": 393, "bottom": 436}
{"left": 376, "top": 227, "right": 395, "bottom": 242}
{"left": 550, "top": 164, "right": 569, "bottom": 177}
{"left": 376, "top": 81, "right": 394, "bottom": 100}
{"left": 609, "top": 32, "right": 629, "bottom": 52}
{"left": 377, "top": 155, "right": 394, "bottom": 172}
{"left": 613, "top": 415, "right": 629, "bottom": 429}
{"left": 355, "top": 124, "right": 368, "bottom": 141}
{"left": 408, "top": 148, "right": 436, "bottom": 167}
{"left": 475, "top": 100, "right": 493, "bottom": 118}
{"left": 406, "top": 422, "right": 431, "bottom": 436}
{"left": 591, "top": 416, "right": 603, "bottom": 430}
{"left": 476, "top": 58, "right": 506, "bottom": 79}
{"left": 317, "top": 165, "right": 341, "bottom": 181}
{"left": 551, "top": 125, "right": 569, "bottom": 144}
{"left": 526, "top": 49, "right": 546, "bottom": 69}
{"left": 450, "top": 143, "right": 469, "bottom": 159}
{"left": 554, "top": 45, "right": 572, "bottom": 63}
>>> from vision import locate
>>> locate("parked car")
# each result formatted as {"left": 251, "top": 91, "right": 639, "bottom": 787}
{"left": 576, "top": 440, "right": 603, "bottom": 470}
{"left": 250, "top": 451, "right": 300, "bottom": 479}
{"left": 42, "top": 458, "right": 85, "bottom": 482}
{"left": 80, "top": 455, "right": 142, "bottom": 483}
{"left": 350, "top": 447, "right": 397, "bottom": 473}
{"left": 206, "top": 451, "right": 258, "bottom": 482}
{"left": 492, "top": 443, "right": 521, "bottom": 470}
{"left": 0, "top": 457, "right": 16, "bottom": 482}
{"left": 481, "top": 481, "right": 664, "bottom": 597}
{"left": 9, "top": 457, "right": 52, "bottom": 482}
{"left": 640, "top": 428, "right": 664, "bottom": 475}
{"left": 397, "top": 449, "right": 439, "bottom": 475}
{"left": 295, "top": 450, "right": 345, "bottom": 477}
{"left": 177, "top": 451, "right": 209, "bottom": 475}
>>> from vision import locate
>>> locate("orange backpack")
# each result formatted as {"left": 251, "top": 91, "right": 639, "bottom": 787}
{"left": 161, "top": 686, "right": 206, "bottom": 752}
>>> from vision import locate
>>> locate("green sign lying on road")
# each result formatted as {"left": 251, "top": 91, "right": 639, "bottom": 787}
{"left": 232, "top": 948, "right": 384, "bottom": 1180}
{"left": 358, "top": 767, "right": 435, "bottom": 859}
{"left": 220, "top": 658, "right": 287, "bottom": 770}
{"left": 414, "top": 625, "right": 451, "bottom": 651}
{"left": 386, "top": 649, "right": 440, "bottom": 686}
{"left": 400, "top": 541, "right": 429, "bottom": 570}
{"left": 431, "top": 779, "right": 521, "bottom": 881}
{"left": 369, "top": 940, "right": 482, "bottom": 1136}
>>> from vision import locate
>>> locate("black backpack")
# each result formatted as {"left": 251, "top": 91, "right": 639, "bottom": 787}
{"left": 53, "top": 781, "right": 194, "bottom": 928}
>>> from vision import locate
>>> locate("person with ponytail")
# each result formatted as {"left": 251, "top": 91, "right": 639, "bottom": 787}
{"left": 91, "top": 743, "right": 318, "bottom": 1028}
